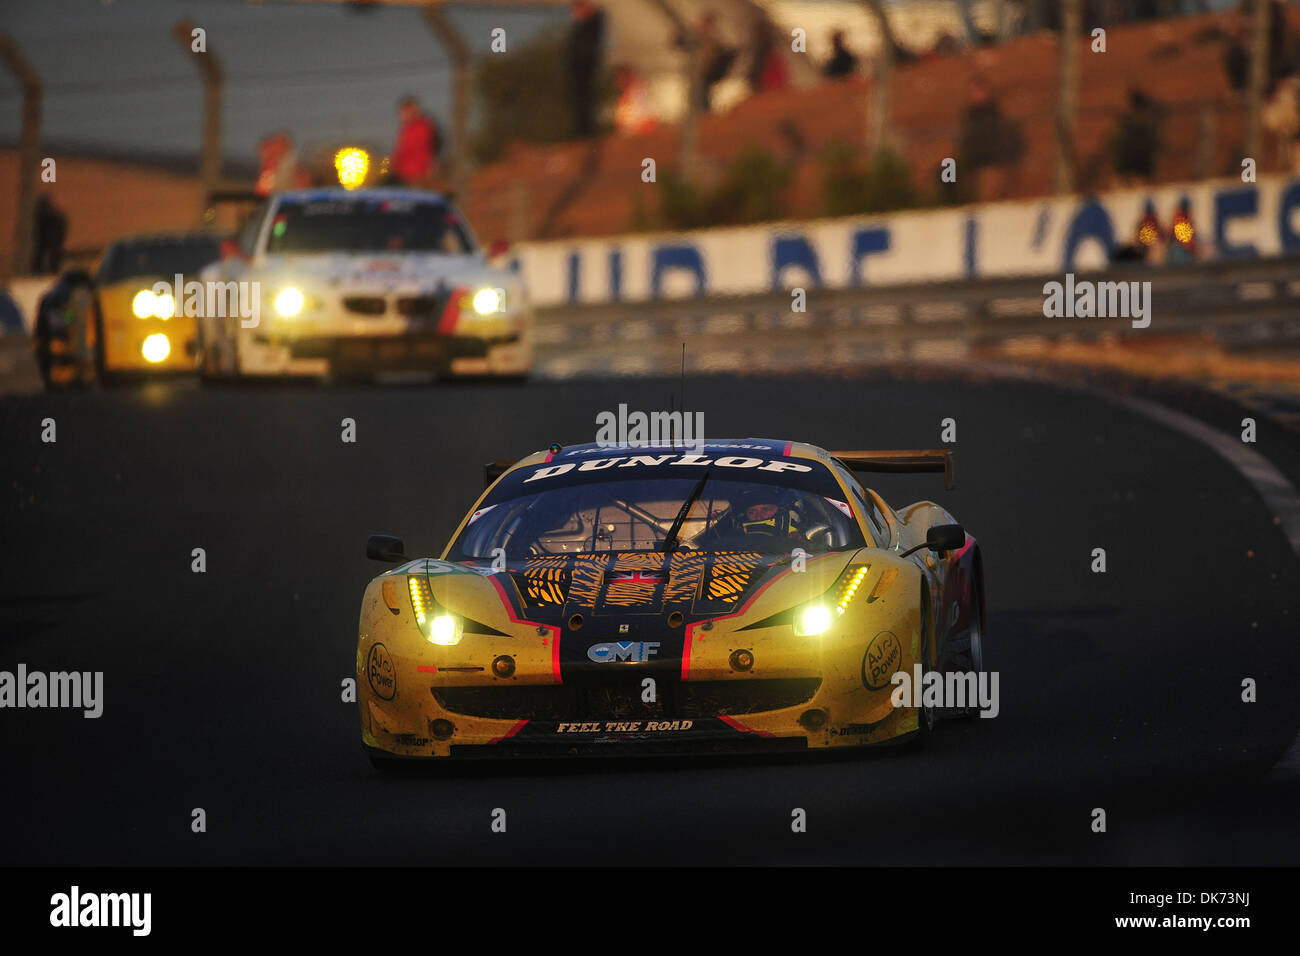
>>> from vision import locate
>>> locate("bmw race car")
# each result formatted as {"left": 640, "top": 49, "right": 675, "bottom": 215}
{"left": 34, "top": 233, "right": 222, "bottom": 386}
{"left": 357, "top": 440, "right": 985, "bottom": 769}
{"left": 197, "top": 188, "right": 532, "bottom": 381}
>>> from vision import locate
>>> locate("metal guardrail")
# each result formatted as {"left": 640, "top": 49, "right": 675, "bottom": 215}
{"left": 533, "top": 257, "right": 1300, "bottom": 378}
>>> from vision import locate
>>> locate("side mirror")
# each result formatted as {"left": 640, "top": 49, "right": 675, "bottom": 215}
{"left": 367, "top": 534, "right": 407, "bottom": 562}
{"left": 926, "top": 524, "right": 965, "bottom": 554}
{"left": 487, "top": 239, "right": 511, "bottom": 260}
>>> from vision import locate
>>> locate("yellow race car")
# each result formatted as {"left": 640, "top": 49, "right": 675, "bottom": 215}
{"left": 34, "top": 233, "right": 222, "bottom": 385}
{"left": 357, "top": 440, "right": 986, "bottom": 770}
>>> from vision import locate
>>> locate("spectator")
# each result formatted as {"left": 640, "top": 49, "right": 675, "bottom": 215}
{"left": 955, "top": 77, "right": 1024, "bottom": 200}
{"left": 1224, "top": 0, "right": 1292, "bottom": 95}
{"left": 1263, "top": 67, "right": 1300, "bottom": 172}
{"left": 823, "top": 29, "right": 858, "bottom": 78}
{"left": 255, "top": 132, "right": 307, "bottom": 195}
{"left": 748, "top": 22, "right": 788, "bottom": 93}
{"left": 679, "top": 12, "right": 737, "bottom": 112}
{"left": 614, "top": 64, "right": 656, "bottom": 136}
{"left": 1110, "top": 88, "right": 1163, "bottom": 183}
{"left": 566, "top": 1, "right": 606, "bottom": 138}
{"left": 392, "top": 97, "right": 440, "bottom": 186}
{"left": 32, "top": 195, "right": 67, "bottom": 274}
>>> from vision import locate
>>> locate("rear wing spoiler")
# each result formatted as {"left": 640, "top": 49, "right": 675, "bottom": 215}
{"left": 484, "top": 459, "right": 517, "bottom": 488}
{"left": 830, "top": 449, "right": 956, "bottom": 491}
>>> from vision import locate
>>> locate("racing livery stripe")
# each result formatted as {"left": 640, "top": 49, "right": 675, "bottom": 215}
{"left": 417, "top": 665, "right": 437, "bottom": 673}
{"left": 717, "top": 714, "right": 775, "bottom": 737}
{"left": 782, "top": 441, "right": 793, "bottom": 456}
{"left": 487, "top": 574, "right": 562, "bottom": 683}
{"left": 487, "top": 720, "right": 528, "bottom": 744}
{"left": 437, "top": 289, "right": 463, "bottom": 335}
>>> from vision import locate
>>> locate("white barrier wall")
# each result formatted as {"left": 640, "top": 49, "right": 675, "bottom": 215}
{"left": 515, "top": 175, "right": 1300, "bottom": 307}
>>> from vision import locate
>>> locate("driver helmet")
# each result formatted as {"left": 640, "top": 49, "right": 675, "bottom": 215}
{"left": 726, "top": 487, "right": 802, "bottom": 539}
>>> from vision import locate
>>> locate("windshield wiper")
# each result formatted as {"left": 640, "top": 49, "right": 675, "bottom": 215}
{"left": 662, "top": 466, "right": 711, "bottom": 554}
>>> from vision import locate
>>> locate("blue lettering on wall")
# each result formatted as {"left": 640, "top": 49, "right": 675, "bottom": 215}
{"left": 608, "top": 248, "right": 623, "bottom": 301}
{"left": 1061, "top": 198, "right": 1114, "bottom": 271}
{"left": 849, "top": 228, "right": 890, "bottom": 286}
{"left": 651, "top": 244, "right": 707, "bottom": 298}
{"left": 770, "top": 234, "right": 822, "bottom": 289}
{"left": 1280, "top": 180, "right": 1300, "bottom": 253}
{"left": 964, "top": 216, "right": 978, "bottom": 278}
{"left": 1215, "top": 187, "right": 1259, "bottom": 260}
{"left": 567, "top": 251, "right": 580, "bottom": 303}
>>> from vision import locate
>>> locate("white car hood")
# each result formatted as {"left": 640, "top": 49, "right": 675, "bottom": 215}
{"left": 258, "top": 252, "right": 501, "bottom": 294}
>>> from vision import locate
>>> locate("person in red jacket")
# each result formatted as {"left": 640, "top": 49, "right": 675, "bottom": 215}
{"left": 392, "top": 96, "right": 440, "bottom": 187}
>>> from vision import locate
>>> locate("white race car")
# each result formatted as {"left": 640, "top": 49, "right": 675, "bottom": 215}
{"left": 197, "top": 188, "right": 532, "bottom": 380}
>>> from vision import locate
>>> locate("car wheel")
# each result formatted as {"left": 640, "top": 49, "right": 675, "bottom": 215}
{"left": 908, "top": 590, "right": 938, "bottom": 750}
{"left": 958, "top": 583, "right": 985, "bottom": 719}
{"left": 90, "top": 299, "right": 119, "bottom": 387}
{"left": 197, "top": 318, "right": 221, "bottom": 381}
{"left": 34, "top": 309, "right": 53, "bottom": 386}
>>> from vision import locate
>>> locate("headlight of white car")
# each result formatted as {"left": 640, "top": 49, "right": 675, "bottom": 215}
{"left": 274, "top": 287, "right": 305, "bottom": 317}
{"left": 470, "top": 287, "right": 505, "bottom": 315}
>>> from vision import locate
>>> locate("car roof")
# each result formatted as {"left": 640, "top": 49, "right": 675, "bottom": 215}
{"left": 271, "top": 187, "right": 452, "bottom": 204}
{"left": 509, "top": 439, "right": 834, "bottom": 470}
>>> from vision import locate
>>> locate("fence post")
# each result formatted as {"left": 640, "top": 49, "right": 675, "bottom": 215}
{"left": 173, "top": 20, "right": 223, "bottom": 217}
{"left": 420, "top": 4, "right": 471, "bottom": 200}
{"left": 1055, "top": 0, "right": 1080, "bottom": 194}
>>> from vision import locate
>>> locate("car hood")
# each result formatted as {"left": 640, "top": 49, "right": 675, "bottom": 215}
{"left": 408, "top": 549, "right": 856, "bottom": 626}
{"left": 259, "top": 252, "right": 496, "bottom": 292}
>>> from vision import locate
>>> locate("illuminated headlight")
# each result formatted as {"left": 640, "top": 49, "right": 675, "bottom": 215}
{"left": 132, "top": 291, "right": 153, "bottom": 318}
{"left": 141, "top": 333, "right": 170, "bottom": 363}
{"left": 274, "top": 287, "right": 305, "bottom": 317}
{"left": 408, "top": 575, "right": 463, "bottom": 645}
{"left": 471, "top": 287, "right": 504, "bottom": 315}
{"left": 794, "top": 604, "right": 832, "bottom": 637}
{"left": 429, "top": 614, "right": 461, "bottom": 646}
{"left": 132, "top": 290, "right": 174, "bottom": 319}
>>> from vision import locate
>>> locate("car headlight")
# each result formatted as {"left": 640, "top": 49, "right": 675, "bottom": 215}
{"left": 794, "top": 604, "right": 832, "bottom": 637}
{"left": 274, "top": 287, "right": 305, "bottom": 317}
{"left": 408, "top": 575, "right": 463, "bottom": 645}
{"left": 141, "top": 333, "right": 170, "bottom": 363}
{"left": 132, "top": 290, "right": 154, "bottom": 318}
{"left": 471, "top": 287, "right": 504, "bottom": 315}
{"left": 132, "top": 290, "right": 174, "bottom": 319}
{"left": 428, "top": 614, "right": 461, "bottom": 646}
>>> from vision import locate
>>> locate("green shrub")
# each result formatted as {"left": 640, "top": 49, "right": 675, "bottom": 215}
{"left": 820, "top": 142, "right": 920, "bottom": 216}
{"left": 655, "top": 149, "right": 793, "bottom": 230}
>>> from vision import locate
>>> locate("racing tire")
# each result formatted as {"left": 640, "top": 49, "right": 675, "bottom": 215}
{"left": 907, "top": 587, "right": 938, "bottom": 750}
{"left": 92, "top": 300, "right": 116, "bottom": 387}
{"left": 957, "top": 582, "right": 986, "bottom": 720}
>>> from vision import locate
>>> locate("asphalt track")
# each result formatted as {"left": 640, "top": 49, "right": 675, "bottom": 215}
{"left": 2, "top": 369, "right": 1298, "bottom": 865}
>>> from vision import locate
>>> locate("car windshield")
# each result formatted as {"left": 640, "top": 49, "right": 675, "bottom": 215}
{"left": 265, "top": 196, "right": 474, "bottom": 254}
{"left": 97, "top": 238, "right": 222, "bottom": 283}
{"left": 447, "top": 454, "right": 865, "bottom": 560}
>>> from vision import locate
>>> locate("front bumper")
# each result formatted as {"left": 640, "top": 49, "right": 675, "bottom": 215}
{"left": 360, "top": 646, "right": 917, "bottom": 760}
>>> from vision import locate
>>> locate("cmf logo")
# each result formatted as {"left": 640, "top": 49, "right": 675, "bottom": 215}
{"left": 587, "top": 641, "right": 660, "bottom": 663}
